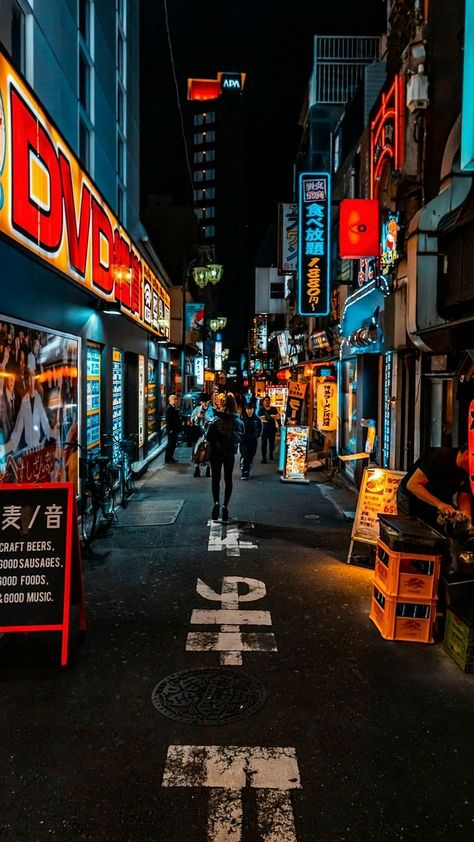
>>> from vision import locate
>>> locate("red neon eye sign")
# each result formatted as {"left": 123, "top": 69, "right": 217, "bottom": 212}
{"left": 339, "top": 199, "right": 380, "bottom": 259}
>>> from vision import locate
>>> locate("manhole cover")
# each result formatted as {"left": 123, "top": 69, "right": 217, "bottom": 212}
{"left": 304, "top": 513, "right": 320, "bottom": 521}
{"left": 151, "top": 667, "right": 267, "bottom": 725}
{"left": 116, "top": 500, "right": 184, "bottom": 526}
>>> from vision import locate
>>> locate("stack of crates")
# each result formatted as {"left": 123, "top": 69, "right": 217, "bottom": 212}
{"left": 369, "top": 516, "right": 445, "bottom": 643}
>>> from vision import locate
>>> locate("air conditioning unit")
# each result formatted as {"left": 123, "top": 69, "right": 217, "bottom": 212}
{"left": 407, "top": 72, "right": 429, "bottom": 112}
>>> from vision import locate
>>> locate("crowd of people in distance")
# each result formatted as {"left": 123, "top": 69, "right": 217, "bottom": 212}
{"left": 164, "top": 388, "right": 281, "bottom": 522}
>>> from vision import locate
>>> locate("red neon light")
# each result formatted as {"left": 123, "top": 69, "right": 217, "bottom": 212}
{"left": 188, "top": 78, "right": 222, "bottom": 101}
{"left": 469, "top": 399, "right": 474, "bottom": 495}
{"left": 339, "top": 199, "right": 380, "bottom": 259}
{"left": 370, "top": 76, "right": 405, "bottom": 198}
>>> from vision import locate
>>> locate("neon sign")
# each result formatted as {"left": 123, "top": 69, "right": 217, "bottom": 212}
{"left": 370, "top": 76, "right": 405, "bottom": 198}
{"left": 0, "top": 49, "right": 170, "bottom": 338}
{"left": 297, "top": 172, "right": 331, "bottom": 316}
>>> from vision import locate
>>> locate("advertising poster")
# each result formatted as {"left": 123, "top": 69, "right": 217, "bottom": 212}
{"left": 278, "top": 203, "right": 298, "bottom": 273}
{"left": 282, "top": 426, "right": 310, "bottom": 482}
{"left": 297, "top": 173, "right": 331, "bottom": 316}
{"left": 0, "top": 318, "right": 79, "bottom": 489}
{"left": 138, "top": 355, "right": 145, "bottom": 448}
{"left": 351, "top": 467, "right": 405, "bottom": 546}
{"left": 185, "top": 303, "right": 205, "bottom": 331}
{"left": 285, "top": 380, "right": 307, "bottom": 426}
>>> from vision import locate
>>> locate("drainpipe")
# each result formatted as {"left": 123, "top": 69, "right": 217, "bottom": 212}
{"left": 406, "top": 116, "right": 472, "bottom": 351}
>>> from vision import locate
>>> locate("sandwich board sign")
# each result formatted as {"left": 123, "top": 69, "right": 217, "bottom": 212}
{"left": 0, "top": 482, "right": 86, "bottom": 665}
{"left": 347, "top": 467, "right": 405, "bottom": 564}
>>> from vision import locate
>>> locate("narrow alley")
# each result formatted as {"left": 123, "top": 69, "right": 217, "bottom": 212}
{"left": 1, "top": 446, "right": 473, "bottom": 842}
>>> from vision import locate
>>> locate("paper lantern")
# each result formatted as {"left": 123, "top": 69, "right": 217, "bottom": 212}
{"left": 339, "top": 199, "right": 380, "bottom": 259}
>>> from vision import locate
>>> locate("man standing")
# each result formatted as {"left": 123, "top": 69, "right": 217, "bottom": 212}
{"left": 165, "top": 394, "right": 181, "bottom": 464}
{"left": 397, "top": 445, "right": 472, "bottom": 530}
{"left": 258, "top": 395, "right": 280, "bottom": 463}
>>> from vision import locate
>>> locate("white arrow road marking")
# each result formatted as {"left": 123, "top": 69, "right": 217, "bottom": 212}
{"left": 186, "top": 578, "right": 277, "bottom": 665}
{"left": 207, "top": 520, "right": 259, "bottom": 556}
{"left": 162, "top": 746, "right": 301, "bottom": 842}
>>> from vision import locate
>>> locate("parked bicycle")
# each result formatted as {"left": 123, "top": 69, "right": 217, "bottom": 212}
{"left": 76, "top": 442, "right": 117, "bottom": 545}
{"left": 105, "top": 432, "right": 139, "bottom": 509}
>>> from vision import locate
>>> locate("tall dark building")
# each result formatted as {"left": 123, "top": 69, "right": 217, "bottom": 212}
{"left": 186, "top": 71, "right": 248, "bottom": 364}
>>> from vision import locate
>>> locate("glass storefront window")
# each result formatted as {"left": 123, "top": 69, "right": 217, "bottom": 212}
{"left": 341, "top": 359, "right": 358, "bottom": 454}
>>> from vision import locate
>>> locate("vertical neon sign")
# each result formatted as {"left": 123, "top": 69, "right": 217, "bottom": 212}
{"left": 297, "top": 172, "right": 331, "bottom": 316}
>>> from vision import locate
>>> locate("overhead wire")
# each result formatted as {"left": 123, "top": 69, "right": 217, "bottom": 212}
{"left": 162, "top": 0, "right": 196, "bottom": 209}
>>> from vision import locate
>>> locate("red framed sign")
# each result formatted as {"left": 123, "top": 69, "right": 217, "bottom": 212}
{"left": 0, "top": 482, "right": 86, "bottom": 665}
{"left": 469, "top": 399, "right": 474, "bottom": 495}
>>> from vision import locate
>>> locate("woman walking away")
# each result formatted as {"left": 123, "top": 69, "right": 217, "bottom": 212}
{"left": 206, "top": 393, "right": 244, "bottom": 522}
{"left": 240, "top": 402, "right": 262, "bottom": 479}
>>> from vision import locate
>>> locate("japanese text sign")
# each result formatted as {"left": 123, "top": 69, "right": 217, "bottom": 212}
{"left": 351, "top": 468, "right": 405, "bottom": 545}
{"left": 469, "top": 399, "right": 474, "bottom": 495}
{"left": 316, "top": 381, "right": 336, "bottom": 431}
{"left": 0, "top": 483, "right": 86, "bottom": 665}
{"left": 297, "top": 173, "right": 331, "bottom": 316}
{"left": 285, "top": 381, "right": 307, "bottom": 426}
{"left": 278, "top": 203, "right": 298, "bottom": 273}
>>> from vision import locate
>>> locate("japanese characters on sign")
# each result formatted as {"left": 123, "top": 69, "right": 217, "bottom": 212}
{"left": 316, "top": 381, "right": 337, "bottom": 431}
{"left": 0, "top": 50, "right": 170, "bottom": 338}
{"left": 351, "top": 468, "right": 405, "bottom": 545}
{"left": 297, "top": 173, "right": 331, "bottom": 317}
{"left": 278, "top": 203, "right": 298, "bottom": 273}
{"left": 0, "top": 485, "right": 70, "bottom": 626}
{"left": 283, "top": 426, "right": 309, "bottom": 481}
{"left": 285, "top": 380, "right": 307, "bottom": 427}
{"left": 370, "top": 76, "right": 405, "bottom": 198}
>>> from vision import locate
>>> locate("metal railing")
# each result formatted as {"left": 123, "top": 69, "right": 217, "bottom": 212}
{"left": 313, "top": 36, "right": 381, "bottom": 105}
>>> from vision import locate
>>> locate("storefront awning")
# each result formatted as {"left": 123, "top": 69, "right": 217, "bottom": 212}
{"left": 341, "top": 281, "right": 385, "bottom": 340}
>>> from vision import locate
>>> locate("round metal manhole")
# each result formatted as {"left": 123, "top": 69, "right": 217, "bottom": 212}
{"left": 304, "top": 513, "right": 320, "bottom": 521}
{"left": 151, "top": 667, "right": 267, "bottom": 725}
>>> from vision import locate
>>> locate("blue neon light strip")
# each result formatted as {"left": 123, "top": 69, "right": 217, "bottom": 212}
{"left": 462, "top": 0, "right": 474, "bottom": 171}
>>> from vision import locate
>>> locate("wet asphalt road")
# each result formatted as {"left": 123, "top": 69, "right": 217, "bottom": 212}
{"left": 1, "top": 443, "right": 474, "bottom": 842}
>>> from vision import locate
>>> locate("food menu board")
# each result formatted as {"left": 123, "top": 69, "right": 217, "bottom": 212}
{"left": 147, "top": 360, "right": 158, "bottom": 442}
{"left": 112, "top": 349, "right": 123, "bottom": 461}
{"left": 86, "top": 342, "right": 101, "bottom": 454}
{"left": 282, "top": 426, "right": 310, "bottom": 483}
{"left": 351, "top": 467, "right": 405, "bottom": 545}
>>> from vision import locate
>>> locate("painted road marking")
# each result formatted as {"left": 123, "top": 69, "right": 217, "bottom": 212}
{"left": 186, "top": 577, "right": 277, "bottom": 665}
{"left": 162, "top": 745, "right": 301, "bottom": 841}
{"left": 207, "top": 520, "right": 259, "bottom": 556}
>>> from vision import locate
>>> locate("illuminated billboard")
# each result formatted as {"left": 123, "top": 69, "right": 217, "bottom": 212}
{"left": 0, "top": 48, "right": 170, "bottom": 338}
{"left": 297, "top": 173, "right": 331, "bottom": 316}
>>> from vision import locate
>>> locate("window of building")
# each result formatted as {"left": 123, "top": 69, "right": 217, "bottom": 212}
{"left": 203, "top": 130, "right": 215, "bottom": 143}
{"left": 79, "top": 0, "right": 91, "bottom": 43}
{"left": 204, "top": 111, "right": 215, "bottom": 124}
{"left": 79, "top": 49, "right": 91, "bottom": 113}
{"left": 194, "top": 187, "right": 216, "bottom": 201}
{"left": 203, "top": 206, "right": 215, "bottom": 219}
{"left": 205, "top": 169, "right": 215, "bottom": 181}
{"left": 79, "top": 116, "right": 91, "bottom": 170}
{"left": 194, "top": 171, "right": 204, "bottom": 183}
{"left": 193, "top": 114, "right": 204, "bottom": 126}
{"left": 194, "top": 132, "right": 204, "bottom": 145}
{"left": 11, "top": 0, "right": 33, "bottom": 80}
{"left": 203, "top": 225, "right": 215, "bottom": 239}
{"left": 195, "top": 208, "right": 203, "bottom": 220}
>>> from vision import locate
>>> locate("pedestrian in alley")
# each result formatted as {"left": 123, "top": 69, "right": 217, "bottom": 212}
{"left": 164, "top": 394, "right": 181, "bottom": 464}
{"left": 240, "top": 401, "right": 262, "bottom": 479}
{"left": 206, "top": 392, "right": 244, "bottom": 522}
{"left": 258, "top": 395, "right": 280, "bottom": 463}
{"left": 190, "top": 393, "right": 212, "bottom": 478}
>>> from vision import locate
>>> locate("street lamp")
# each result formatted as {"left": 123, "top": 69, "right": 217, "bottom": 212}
{"left": 182, "top": 246, "right": 224, "bottom": 395}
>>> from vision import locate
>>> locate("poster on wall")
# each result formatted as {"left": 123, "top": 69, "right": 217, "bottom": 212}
{"left": 0, "top": 318, "right": 79, "bottom": 488}
{"left": 316, "top": 381, "right": 337, "bottom": 431}
{"left": 285, "top": 380, "right": 308, "bottom": 426}
{"left": 138, "top": 355, "right": 145, "bottom": 448}
{"left": 282, "top": 426, "right": 310, "bottom": 483}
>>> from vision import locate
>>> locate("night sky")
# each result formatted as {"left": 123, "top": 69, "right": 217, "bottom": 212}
{"left": 140, "top": 0, "right": 387, "bottom": 259}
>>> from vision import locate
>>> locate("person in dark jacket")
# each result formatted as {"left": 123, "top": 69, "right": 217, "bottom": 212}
{"left": 397, "top": 445, "right": 472, "bottom": 530}
{"left": 206, "top": 393, "right": 244, "bottom": 522}
{"left": 258, "top": 395, "right": 279, "bottom": 462}
{"left": 164, "top": 394, "right": 181, "bottom": 464}
{"left": 240, "top": 403, "right": 262, "bottom": 479}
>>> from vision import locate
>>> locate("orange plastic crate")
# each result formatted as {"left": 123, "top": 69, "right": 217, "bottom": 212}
{"left": 374, "top": 538, "right": 441, "bottom": 600}
{"left": 370, "top": 585, "right": 437, "bottom": 643}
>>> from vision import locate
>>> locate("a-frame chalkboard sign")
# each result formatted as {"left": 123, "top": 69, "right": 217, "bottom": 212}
{"left": 0, "top": 482, "right": 86, "bottom": 666}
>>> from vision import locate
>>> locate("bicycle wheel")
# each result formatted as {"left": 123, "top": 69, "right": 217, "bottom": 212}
{"left": 112, "top": 464, "right": 124, "bottom": 508}
{"left": 101, "top": 475, "right": 115, "bottom": 519}
{"left": 81, "top": 487, "right": 97, "bottom": 544}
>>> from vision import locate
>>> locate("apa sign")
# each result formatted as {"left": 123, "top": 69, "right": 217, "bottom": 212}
{"left": 0, "top": 48, "right": 170, "bottom": 338}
